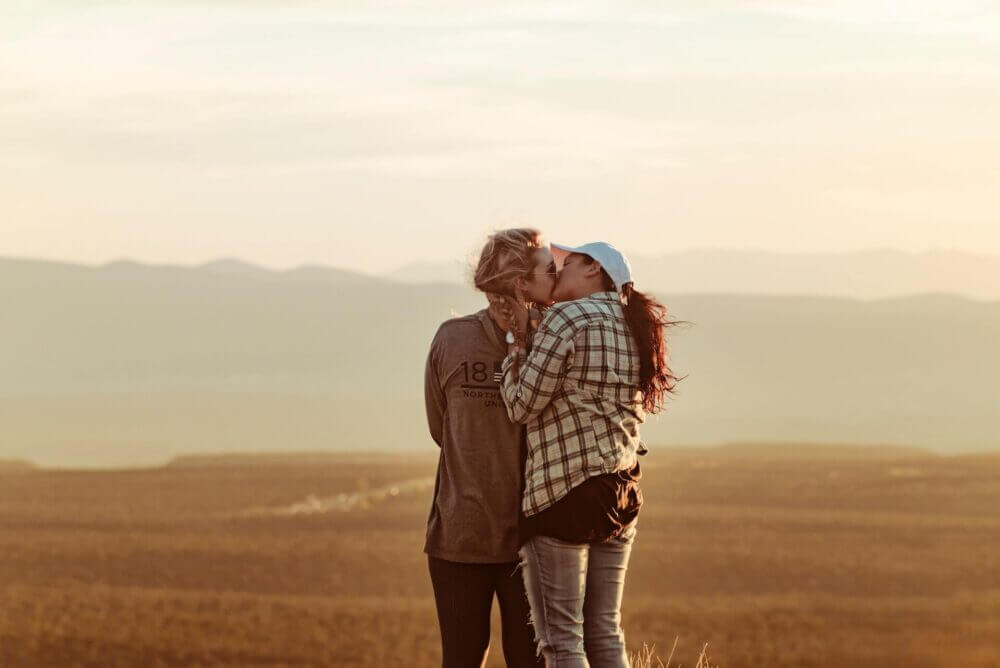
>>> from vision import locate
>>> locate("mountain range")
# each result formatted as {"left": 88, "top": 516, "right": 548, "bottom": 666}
{"left": 2, "top": 255, "right": 998, "bottom": 468}
{"left": 386, "top": 249, "right": 1000, "bottom": 300}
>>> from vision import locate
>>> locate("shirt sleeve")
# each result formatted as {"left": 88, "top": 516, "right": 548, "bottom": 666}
{"left": 424, "top": 333, "right": 446, "bottom": 447}
{"left": 500, "top": 319, "right": 574, "bottom": 424}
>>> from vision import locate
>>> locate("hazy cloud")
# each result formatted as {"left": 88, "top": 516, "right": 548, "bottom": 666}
{"left": 3, "top": 1, "right": 1000, "bottom": 269}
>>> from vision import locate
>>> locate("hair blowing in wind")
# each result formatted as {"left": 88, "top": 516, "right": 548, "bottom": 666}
{"left": 581, "top": 254, "right": 685, "bottom": 414}
{"left": 622, "top": 284, "right": 684, "bottom": 414}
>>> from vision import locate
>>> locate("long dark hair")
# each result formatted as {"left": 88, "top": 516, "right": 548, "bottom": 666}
{"left": 582, "top": 255, "right": 684, "bottom": 414}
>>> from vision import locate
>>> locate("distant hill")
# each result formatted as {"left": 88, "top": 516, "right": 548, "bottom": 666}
{"left": 2, "top": 256, "right": 998, "bottom": 468}
{"left": 162, "top": 442, "right": 934, "bottom": 469}
{"left": 706, "top": 442, "right": 933, "bottom": 460}
{"left": 0, "top": 459, "right": 36, "bottom": 472}
{"left": 195, "top": 257, "right": 386, "bottom": 286}
{"left": 6, "top": 256, "right": 387, "bottom": 289}
{"left": 384, "top": 259, "right": 470, "bottom": 285}
{"left": 385, "top": 249, "right": 1000, "bottom": 301}
{"left": 164, "top": 451, "right": 422, "bottom": 468}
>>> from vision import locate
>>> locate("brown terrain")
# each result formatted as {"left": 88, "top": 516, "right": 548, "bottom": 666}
{"left": 1, "top": 446, "right": 998, "bottom": 667}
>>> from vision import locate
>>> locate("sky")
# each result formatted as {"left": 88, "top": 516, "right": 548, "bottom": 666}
{"left": 2, "top": 1, "right": 1000, "bottom": 274}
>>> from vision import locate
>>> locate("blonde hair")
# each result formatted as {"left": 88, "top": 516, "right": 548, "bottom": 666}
{"left": 472, "top": 228, "right": 544, "bottom": 297}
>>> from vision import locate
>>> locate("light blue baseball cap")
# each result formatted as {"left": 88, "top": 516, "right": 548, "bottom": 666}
{"left": 551, "top": 241, "right": 634, "bottom": 291}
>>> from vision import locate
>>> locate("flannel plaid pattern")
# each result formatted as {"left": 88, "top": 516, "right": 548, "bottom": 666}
{"left": 501, "top": 291, "right": 646, "bottom": 517}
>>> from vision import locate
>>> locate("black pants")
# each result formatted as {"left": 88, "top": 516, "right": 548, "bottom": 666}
{"left": 428, "top": 556, "right": 544, "bottom": 668}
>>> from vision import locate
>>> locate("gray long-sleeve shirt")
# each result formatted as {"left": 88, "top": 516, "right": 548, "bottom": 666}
{"left": 423, "top": 309, "right": 525, "bottom": 563}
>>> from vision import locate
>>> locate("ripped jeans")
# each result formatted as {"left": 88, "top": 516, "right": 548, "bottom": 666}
{"left": 517, "top": 526, "right": 636, "bottom": 668}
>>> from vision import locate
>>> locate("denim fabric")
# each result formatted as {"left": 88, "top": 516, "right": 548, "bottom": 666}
{"left": 517, "top": 527, "right": 636, "bottom": 667}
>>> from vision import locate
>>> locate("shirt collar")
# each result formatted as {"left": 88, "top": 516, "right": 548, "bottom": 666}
{"left": 586, "top": 291, "right": 622, "bottom": 304}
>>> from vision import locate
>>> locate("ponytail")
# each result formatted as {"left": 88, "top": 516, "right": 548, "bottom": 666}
{"left": 621, "top": 284, "right": 683, "bottom": 414}
{"left": 576, "top": 254, "right": 685, "bottom": 413}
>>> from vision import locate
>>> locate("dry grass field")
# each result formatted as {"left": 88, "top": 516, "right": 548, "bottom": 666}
{"left": 1, "top": 446, "right": 998, "bottom": 667}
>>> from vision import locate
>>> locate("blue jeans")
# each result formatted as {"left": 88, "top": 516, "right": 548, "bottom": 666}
{"left": 517, "top": 526, "right": 636, "bottom": 668}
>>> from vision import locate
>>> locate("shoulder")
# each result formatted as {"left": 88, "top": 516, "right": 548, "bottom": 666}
{"left": 539, "top": 297, "right": 614, "bottom": 338}
{"left": 436, "top": 312, "right": 482, "bottom": 332}
{"left": 431, "top": 312, "right": 485, "bottom": 348}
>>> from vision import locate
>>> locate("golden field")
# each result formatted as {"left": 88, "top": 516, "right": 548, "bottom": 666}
{"left": 1, "top": 446, "right": 998, "bottom": 667}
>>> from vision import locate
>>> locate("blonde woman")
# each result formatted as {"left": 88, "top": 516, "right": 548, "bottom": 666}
{"left": 423, "top": 228, "right": 556, "bottom": 667}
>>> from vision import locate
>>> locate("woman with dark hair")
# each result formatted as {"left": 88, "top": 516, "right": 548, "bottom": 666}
{"left": 498, "top": 241, "right": 680, "bottom": 668}
{"left": 423, "top": 228, "right": 556, "bottom": 668}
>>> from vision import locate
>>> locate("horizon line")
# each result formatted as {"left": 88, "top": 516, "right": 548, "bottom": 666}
{"left": 4, "top": 245, "right": 1000, "bottom": 277}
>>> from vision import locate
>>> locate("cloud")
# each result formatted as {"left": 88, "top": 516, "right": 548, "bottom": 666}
{"left": 3, "top": 0, "right": 1000, "bottom": 266}
{"left": 824, "top": 183, "right": 1000, "bottom": 223}
{"left": 0, "top": 85, "right": 689, "bottom": 179}
{"left": 748, "top": 0, "right": 1000, "bottom": 40}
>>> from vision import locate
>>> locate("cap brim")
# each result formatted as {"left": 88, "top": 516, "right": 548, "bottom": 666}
{"left": 550, "top": 243, "right": 582, "bottom": 271}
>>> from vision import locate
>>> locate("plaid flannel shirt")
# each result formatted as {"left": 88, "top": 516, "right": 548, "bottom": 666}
{"left": 500, "top": 291, "right": 646, "bottom": 517}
